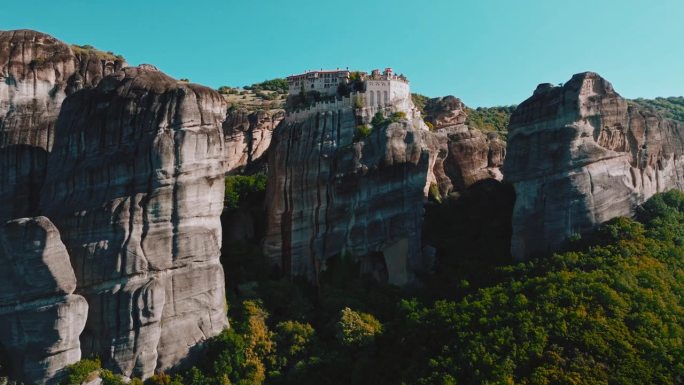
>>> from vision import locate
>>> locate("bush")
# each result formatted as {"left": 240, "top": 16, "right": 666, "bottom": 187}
{"left": 224, "top": 173, "right": 267, "bottom": 211}
{"left": 355, "top": 125, "right": 372, "bottom": 139}
{"left": 371, "top": 112, "right": 385, "bottom": 127}
{"left": 336, "top": 307, "right": 383, "bottom": 348}
{"left": 64, "top": 358, "right": 101, "bottom": 385}
{"left": 100, "top": 369, "right": 126, "bottom": 385}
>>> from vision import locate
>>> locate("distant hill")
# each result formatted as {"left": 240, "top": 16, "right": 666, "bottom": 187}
{"left": 629, "top": 96, "right": 684, "bottom": 122}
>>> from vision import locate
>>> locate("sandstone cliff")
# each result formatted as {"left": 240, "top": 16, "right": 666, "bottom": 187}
{"left": 424, "top": 96, "right": 506, "bottom": 193}
{"left": 504, "top": 72, "right": 684, "bottom": 260}
{"left": 263, "top": 105, "right": 434, "bottom": 285}
{"left": 0, "top": 217, "right": 87, "bottom": 385}
{"left": 0, "top": 29, "right": 125, "bottom": 220}
{"left": 223, "top": 107, "right": 284, "bottom": 172}
{"left": 34, "top": 65, "right": 228, "bottom": 378}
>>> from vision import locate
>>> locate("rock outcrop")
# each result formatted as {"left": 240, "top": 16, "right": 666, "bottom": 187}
{"left": 38, "top": 65, "right": 228, "bottom": 377}
{"left": 223, "top": 107, "right": 284, "bottom": 172}
{"left": 504, "top": 72, "right": 684, "bottom": 260}
{"left": 0, "top": 217, "right": 87, "bottom": 385}
{"left": 0, "top": 29, "right": 125, "bottom": 220}
{"left": 424, "top": 96, "right": 506, "bottom": 193}
{"left": 263, "top": 104, "right": 433, "bottom": 285}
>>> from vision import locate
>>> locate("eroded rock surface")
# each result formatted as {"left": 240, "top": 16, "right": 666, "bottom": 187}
{"left": 0, "top": 216, "right": 87, "bottom": 385}
{"left": 223, "top": 107, "right": 284, "bottom": 172}
{"left": 424, "top": 96, "right": 506, "bottom": 193}
{"left": 39, "top": 65, "right": 228, "bottom": 377}
{"left": 264, "top": 105, "right": 433, "bottom": 285}
{"left": 0, "top": 29, "right": 125, "bottom": 220}
{"left": 504, "top": 72, "right": 684, "bottom": 260}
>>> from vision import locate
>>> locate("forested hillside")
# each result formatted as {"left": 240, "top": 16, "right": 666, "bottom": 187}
{"left": 60, "top": 190, "right": 684, "bottom": 385}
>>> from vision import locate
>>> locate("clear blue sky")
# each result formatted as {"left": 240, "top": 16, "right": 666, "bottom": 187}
{"left": 2, "top": 0, "right": 682, "bottom": 106}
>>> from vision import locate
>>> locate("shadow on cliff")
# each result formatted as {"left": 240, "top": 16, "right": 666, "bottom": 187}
{"left": 0, "top": 145, "right": 48, "bottom": 220}
{"left": 421, "top": 178, "right": 515, "bottom": 299}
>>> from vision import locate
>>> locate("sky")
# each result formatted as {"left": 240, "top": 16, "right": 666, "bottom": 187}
{"left": 2, "top": 0, "right": 682, "bottom": 107}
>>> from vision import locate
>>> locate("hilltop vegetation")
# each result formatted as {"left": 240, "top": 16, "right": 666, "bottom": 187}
{"left": 70, "top": 44, "right": 125, "bottom": 61}
{"left": 629, "top": 97, "right": 684, "bottom": 122}
{"left": 465, "top": 105, "right": 516, "bottom": 134}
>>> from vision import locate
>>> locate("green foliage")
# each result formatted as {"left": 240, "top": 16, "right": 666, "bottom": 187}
{"left": 411, "top": 93, "right": 429, "bottom": 114}
{"left": 100, "top": 370, "right": 126, "bottom": 385}
{"left": 70, "top": 44, "right": 125, "bottom": 61}
{"left": 245, "top": 79, "right": 289, "bottom": 93}
{"left": 630, "top": 97, "right": 684, "bottom": 122}
{"left": 224, "top": 173, "right": 267, "bottom": 211}
{"left": 355, "top": 125, "right": 372, "bottom": 139}
{"left": 464, "top": 105, "right": 516, "bottom": 134}
{"left": 336, "top": 308, "right": 383, "bottom": 348}
{"left": 424, "top": 120, "right": 434, "bottom": 130}
{"left": 218, "top": 86, "right": 240, "bottom": 95}
{"left": 64, "top": 358, "right": 101, "bottom": 385}
{"left": 130, "top": 378, "right": 144, "bottom": 385}
{"left": 370, "top": 112, "right": 385, "bottom": 128}
{"left": 274, "top": 321, "right": 315, "bottom": 360}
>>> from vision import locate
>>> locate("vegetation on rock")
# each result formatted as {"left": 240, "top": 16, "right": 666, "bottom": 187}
{"left": 629, "top": 97, "right": 684, "bottom": 122}
{"left": 465, "top": 105, "right": 516, "bottom": 134}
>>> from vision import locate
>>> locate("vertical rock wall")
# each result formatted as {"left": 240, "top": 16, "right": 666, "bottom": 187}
{"left": 39, "top": 65, "right": 228, "bottom": 377}
{"left": 263, "top": 106, "right": 433, "bottom": 285}
{"left": 504, "top": 72, "right": 684, "bottom": 260}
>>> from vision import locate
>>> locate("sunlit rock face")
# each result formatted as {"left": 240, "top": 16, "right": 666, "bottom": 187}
{"left": 0, "top": 29, "right": 125, "bottom": 220}
{"left": 223, "top": 107, "right": 284, "bottom": 172}
{"left": 39, "top": 65, "right": 228, "bottom": 378}
{"left": 0, "top": 216, "right": 88, "bottom": 385}
{"left": 504, "top": 72, "right": 684, "bottom": 260}
{"left": 423, "top": 96, "right": 506, "bottom": 194}
{"left": 263, "top": 104, "right": 436, "bottom": 286}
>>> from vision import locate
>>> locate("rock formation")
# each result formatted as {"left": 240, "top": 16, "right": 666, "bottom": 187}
{"left": 0, "top": 29, "right": 125, "bottom": 220}
{"left": 424, "top": 96, "right": 506, "bottom": 193}
{"left": 35, "top": 65, "right": 228, "bottom": 377}
{"left": 223, "top": 107, "right": 284, "bottom": 172}
{"left": 0, "top": 216, "right": 87, "bottom": 385}
{"left": 263, "top": 104, "right": 434, "bottom": 285}
{"left": 504, "top": 72, "right": 684, "bottom": 260}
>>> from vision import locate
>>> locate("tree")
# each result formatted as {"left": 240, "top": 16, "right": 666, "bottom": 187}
{"left": 336, "top": 307, "right": 382, "bottom": 348}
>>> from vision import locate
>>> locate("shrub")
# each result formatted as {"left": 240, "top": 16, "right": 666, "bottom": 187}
{"left": 100, "top": 369, "right": 126, "bottom": 385}
{"left": 64, "top": 358, "right": 101, "bottom": 385}
{"left": 336, "top": 307, "right": 383, "bottom": 347}
{"left": 371, "top": 112, "right": 385, "bottom": 127}
{"left": 356, "top": 125, "right": 372, "bottom": 139}
{"left": 179, "top": 78, "right": 190, "bottom": 83}
{"left": 424, "top": 120, "right": 434, "bottom": 130}
{"left": 224, "top": 173, "right": 267, "bottom": 211}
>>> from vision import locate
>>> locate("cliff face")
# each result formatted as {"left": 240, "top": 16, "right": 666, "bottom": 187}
{"left": 34, "top": 65, "right": 228, "bottom": 377}
{"left": 424, "top": 96, "right": 506, "bottom": 193}
{"left": 0, "top": 217, "right": 87, "bottom": 385}
{"left": 504, "top": 72, "right": 684, "bottom": 260}
{"left": 263, "top": 106, "right": 433, "bottom": 285}
{"left": 0, "top": 29, "right": 125, "bottom": 220}
{"left": 223, "top": 107, "right": 284, "bottom": 172}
